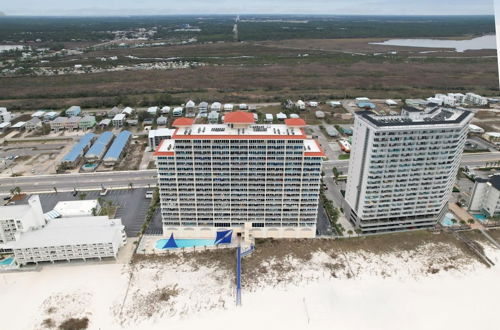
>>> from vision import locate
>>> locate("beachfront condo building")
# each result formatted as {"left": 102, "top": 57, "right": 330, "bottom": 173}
{"left": 154, "top": 112, "right": 324, "bottom": 238}
{"left": 0, "top": 195, "right": 127, "bottom": 265}
{"left": 345, "top": 106, "right": 473, "bottom": 234}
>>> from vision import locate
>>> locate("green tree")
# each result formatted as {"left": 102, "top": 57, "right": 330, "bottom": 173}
{"left": 332, "top": 167, "right": 340, "bottom": 182}
{"left": 10, "top": 186, "right": 21, "bottom": 195}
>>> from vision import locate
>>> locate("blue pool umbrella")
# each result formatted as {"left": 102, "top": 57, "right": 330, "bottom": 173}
{"left": 214, "top": 230, "right": 233, "bottom": 245}
{"left": 163, "top": 233, "right": 178, "bottom": 249}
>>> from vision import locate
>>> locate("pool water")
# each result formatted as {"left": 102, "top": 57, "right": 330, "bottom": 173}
{"left": 0, "top": 257, "right": 13, "bottom": 266}
{"left": 441, "top": 213, "right": 456, "bottom": 227}
{"left": 155, "top": 239, "right": 216, "bottom": 249}
{"left": 473, "top": 214, "right": 488, "bottom": 223}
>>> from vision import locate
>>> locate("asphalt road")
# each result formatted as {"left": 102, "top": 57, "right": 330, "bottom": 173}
{"left": 0, "top": 152, "right": 499, "bottom": 194}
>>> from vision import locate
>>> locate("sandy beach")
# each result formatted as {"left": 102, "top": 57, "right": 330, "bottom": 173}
{"left": 1, "top": 235, "right": 499, "bottom": 330}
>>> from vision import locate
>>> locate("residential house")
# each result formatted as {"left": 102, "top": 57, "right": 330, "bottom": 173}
{"left": 122, "top": 107, "right": 134, "bottom": 116}
{"left": 198, "top": 102, "right": 208, "bottom": 114}
{"left": 208, "top": 111, "right": 219, "bottom": 124}
{"left": 156, "top": 116, "right": 168, "bottom": 126}
{"left": 65, "top": 116, "right": 81, "bottom": 131}
{"left": 210, "top": 102, "right": 222, "bottom": 112}
{"left": 0, "top": 107, "right": 12, "bottom": 124}
{"left": 79, "top": 115, "right": 96, "bottom": 129}
{"left": 112, "top": 113, "right": 126, "bottom": 127}
{"left": 26, "top": 117, "right": 42, "bottom": 131}
{"left": 43, "top": 111, "right": 58, "bottom": 122}
{"left": 99, "top": 119, "right": 111, "bottom": 128}
{"left": 50, "top": 117, "right": 68, "bottom": 131}
{"left": 185, "top": 100, "right": 196, "bottom": 117}
{"left": 107, "top": 106, "right": 122, "bottom": 118}
{"left": 65, "top": 106, "right": 81, "bottom": 117}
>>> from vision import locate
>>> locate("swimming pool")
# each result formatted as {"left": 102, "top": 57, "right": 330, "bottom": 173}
{"left": 473, "top": 214, "right": 488, "bottom": 223}
{"left": 441, "top": 213, "right": 456, "bottom": 227}
{"left": 155, "top": 239, "right": 216, "bottom": 249}
{"left": 0, "top": 257, "right": 13, "bottom": 266}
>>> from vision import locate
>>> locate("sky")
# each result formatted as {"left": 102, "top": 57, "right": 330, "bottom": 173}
{"left": 0, "top": 0, "right": 495, "bottom": 16}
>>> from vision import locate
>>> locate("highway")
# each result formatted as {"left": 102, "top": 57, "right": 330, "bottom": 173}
{"left": 0, "top": 152, "right": 499, "bottom": 194}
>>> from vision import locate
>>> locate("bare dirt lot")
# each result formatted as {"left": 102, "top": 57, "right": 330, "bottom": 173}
{"left": 113, "top": 141, "right": 147, "bottom": 171}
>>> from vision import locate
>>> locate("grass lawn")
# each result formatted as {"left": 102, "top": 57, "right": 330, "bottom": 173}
{"left": 339, "top": 154, "right": 350, "bottom": 160}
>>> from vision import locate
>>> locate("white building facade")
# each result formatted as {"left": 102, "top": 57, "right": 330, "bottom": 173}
{"left": 0, "top": 195, "right": 45, "bottom": 244}
{"left": 468, "top": 176, "right": 500, "bottom": 217}
{"left": 154, "top": 113, "right": 324, "bottom": 238}
{"left": 0, "top": 195, "right": 126, "bottom": 265}
{"left": 11, "top": 217, "right": 126, "bottom": 265}
{"left": 345, "top": 107, "right": 473, "bottom": 233}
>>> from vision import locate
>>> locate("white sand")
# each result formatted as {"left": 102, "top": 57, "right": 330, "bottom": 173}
{"left": 1, "top": 242, "right": 499, "bottom": 330}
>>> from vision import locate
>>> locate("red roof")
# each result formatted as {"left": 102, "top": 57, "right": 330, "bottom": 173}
{"left": 285, "top": 118, "right": 306, "bottom": 127}
{"left": 153, "top": 140, "right": 175, "bottom": 157}
{"left": 172, "top": 118, "right": 194, "bottom": 127}
{"left": 223, "top": 111, "right": 255, "bottom": 124}
{"left": 305, "top": 139, "right": 325, "bottom": 157}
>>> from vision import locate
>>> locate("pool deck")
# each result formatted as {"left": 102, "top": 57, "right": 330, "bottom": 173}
{"left": 137, "top": 235, "right": 238, "bottom": 254}
{"left": 448, "top": 202, "right": 478, "bottom": 227}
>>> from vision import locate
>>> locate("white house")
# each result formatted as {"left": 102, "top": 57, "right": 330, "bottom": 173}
{"left": 172, "top": 107, "right": 183, "bottom": 117}
{"left": 160, "top": 106, "right": 171, "bottom": 114}
{"left": 0, "top": 107, "right": 12, "bottom": 124}
{"left": 26, "top": 117, "right": 42, "bottom": 131}
{"left": 65, "top": 105, "right": 81, "bottom": 117}
{"left": 147, "top": 106, "right": 159, "bottom": 115}
{"left": 265, "top": 113, "right": 273, "bottom": 122}
{"left": 385, "top": 99, "right": 398, "bottom": 106}
{"left": 43, "top": 111, "right": 58, "bottom": 122}
{"left": 122, "top": 107, "right": 134, "bottom": 116}
{"left": 198, "top": 102, "right": 208, "bottom": 114}
{"left": 210, "top": 102, "right": 222, "bottom": 112}
{"left": 31, "top": 110, "right": 46, "bottom": 118}
{"left": 112, "top": 113, "right": 126, "bottom": 127}
{"left": 223, "top": 103, "right": 234, "bottom": 112}
{"left": 296, "top": 100, "right": 306, "bottom": 110}
{"left": 276, "top": 112, "right": 287, "bottom": 120}
{"left": 208, "top": 111, "right": 219, "bottom": 124}
{"left": 156, "top": 116, "right": 168, "bottom": 126}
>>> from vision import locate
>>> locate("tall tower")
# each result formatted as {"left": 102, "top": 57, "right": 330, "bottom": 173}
{"left": 345, "top": 107, "right": 473, "bottom": 234}
{"left": 154, "top": 112, "right": 324, "bottom": 238}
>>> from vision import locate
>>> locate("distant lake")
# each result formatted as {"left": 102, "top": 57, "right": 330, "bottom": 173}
{"left": 371, "top": 35, "right": 496, "bottom": 52}
{"left": 0, "top": 45, "right": 24, "bottom": 52}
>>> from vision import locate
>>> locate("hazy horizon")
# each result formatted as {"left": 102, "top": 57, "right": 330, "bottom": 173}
{"left": 0, "top": 0, "right": 494, "bottom": 16}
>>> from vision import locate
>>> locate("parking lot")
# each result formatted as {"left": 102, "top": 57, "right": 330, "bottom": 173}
{"left": 145, "top": 208, "right": 163, "bottom": 235}
{"left": 38, "top": 188, "right": 150, "bottom": 236}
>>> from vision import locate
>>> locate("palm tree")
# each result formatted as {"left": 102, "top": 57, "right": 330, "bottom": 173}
{"left": 332, "top": 167, "right": 340, "bottom": 182}
{"left": 128, "top": 182, "right": 133, "bottom": 190}
{"left": 53, "top": 186, "right": 58, "bottom": 194}
{"left": 10, "top": 186, "right": 21, "bottom": 195}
